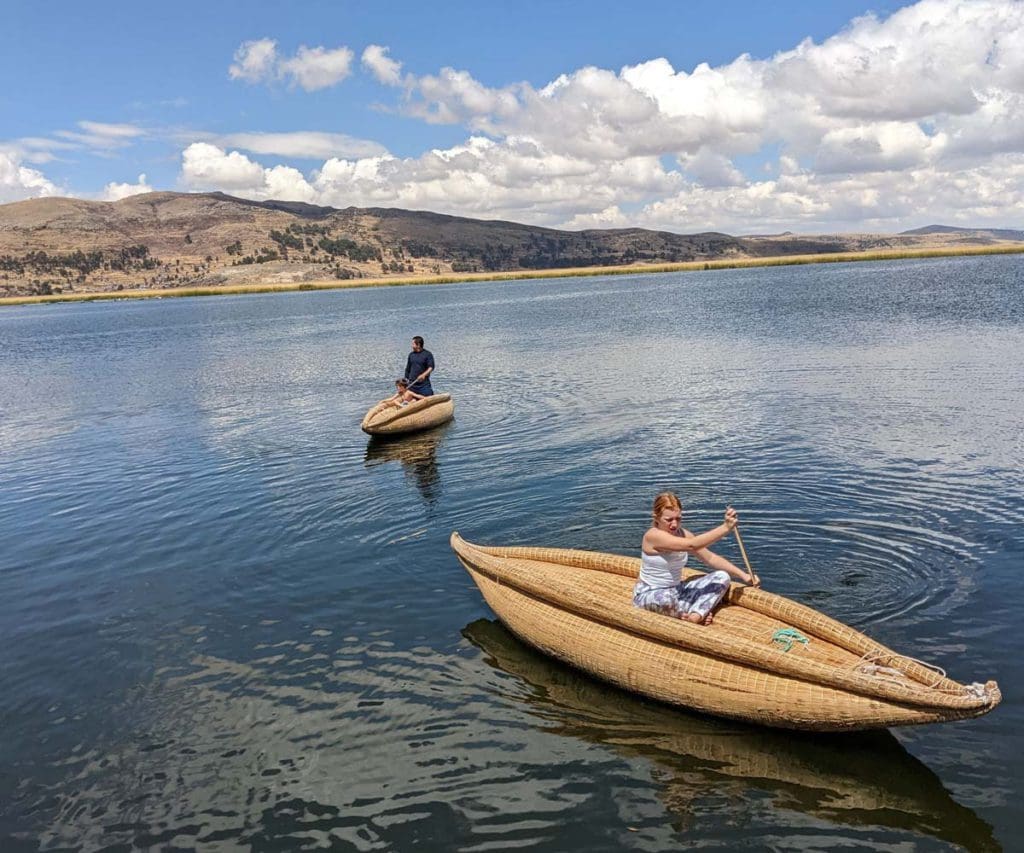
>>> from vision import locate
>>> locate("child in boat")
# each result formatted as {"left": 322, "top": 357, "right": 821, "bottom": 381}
{"left": 634, "top": 492, "right": 758, "bottom": 626}
{"left": 388, "top": 378, "right": 425, "bottom": 408}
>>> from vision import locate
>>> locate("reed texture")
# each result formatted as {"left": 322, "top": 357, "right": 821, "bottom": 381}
{"left": 451, "top": 533, "right": 1001, "bottom": 731}
{"left": 361, "top": 393, "right": 454, "bottom": 436}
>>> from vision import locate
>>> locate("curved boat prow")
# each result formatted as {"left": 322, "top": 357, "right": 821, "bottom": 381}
{"left": 450, "top": 532, "right": 1001, "bottom": 732}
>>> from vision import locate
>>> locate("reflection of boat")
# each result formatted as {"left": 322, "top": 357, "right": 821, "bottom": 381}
{"left": 450, "top": 535, "right": 1001, "bottom": 732}
{"left": 462, "top": 618, "right": 999, "bottom": 852}
{"left": 364, "top": 424, "right": 449, "bottom": 505}
{"left": 361, "top": 394, "right": 454, "bottom": 436}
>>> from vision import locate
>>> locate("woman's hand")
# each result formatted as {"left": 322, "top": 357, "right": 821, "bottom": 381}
{"left": 744, "top": 572, "right": 761, "bottom": 588}
{"left": 723, "top": 506, "right": 738, "bottom": 530}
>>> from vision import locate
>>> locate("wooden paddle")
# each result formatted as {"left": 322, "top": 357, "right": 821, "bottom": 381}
{"left": 727, "top": 505, "right": 759, "bottom": 587}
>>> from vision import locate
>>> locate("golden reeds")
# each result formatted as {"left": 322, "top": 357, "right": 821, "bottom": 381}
{"left": 4, "top": 243, "right": 1024, "bottom": 307}
{"left": 452, "top": 533, "right": 1002, "bottom": 731}
{"left": 361, "top": 394, "right": 455, "bottom": 436}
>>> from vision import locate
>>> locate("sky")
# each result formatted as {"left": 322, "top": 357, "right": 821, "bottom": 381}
{"left": 2, "top": 0, "right": 1023, "bottom": 234}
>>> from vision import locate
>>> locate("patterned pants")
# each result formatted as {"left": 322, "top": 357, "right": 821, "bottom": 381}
{"left": 632, "top": 571, "right": 732, "bottom": 620}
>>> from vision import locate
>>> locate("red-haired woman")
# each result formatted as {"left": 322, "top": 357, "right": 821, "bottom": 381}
{"left": 634, "top": 492, "right": 758, "bottom": 626}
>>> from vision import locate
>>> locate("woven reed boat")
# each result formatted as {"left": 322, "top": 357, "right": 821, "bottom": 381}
{"left": 361, "top": 393, "right": 454, "bottom": 436}
{"left": 451, "top": 534, "right": 1001, "bottom": 732}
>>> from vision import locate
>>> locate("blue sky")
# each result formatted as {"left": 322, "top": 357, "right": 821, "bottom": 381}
{"left": 3, "top": 0, "right": 1023, "bottom": 234}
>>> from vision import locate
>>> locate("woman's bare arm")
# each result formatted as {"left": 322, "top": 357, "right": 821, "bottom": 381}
{"left": 692, "top": 545, "right": 757, "bottom": 584}
{"left": 643, "top": 508, "right": 737, "bottom": 553}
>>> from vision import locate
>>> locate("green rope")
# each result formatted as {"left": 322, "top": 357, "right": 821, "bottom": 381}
{"left": 771, "top": 628, "right": 809, "bottom": 653}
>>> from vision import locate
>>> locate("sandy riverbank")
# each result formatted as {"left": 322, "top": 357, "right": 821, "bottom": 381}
{"left": 3, "top": 242, "right": 1023, "bottom": 307}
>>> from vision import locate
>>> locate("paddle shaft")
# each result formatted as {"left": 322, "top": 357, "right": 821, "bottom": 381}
{"left": 732, "top": 523, "right": 758, "bottom": 586}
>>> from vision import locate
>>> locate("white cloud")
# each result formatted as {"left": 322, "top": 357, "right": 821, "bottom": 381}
{"left": 633, "top": 155, "right": 1024, "bottom": 233}
{"left": 180, "top": 142, "right": 316, "bottom": 202}
{"left": 768, "top": 0, "right": 1024, "bottom": 122}
{"left": 188, "top": 1, "right": 1024, "bottom": 232}
{"left": 181, "top": 142, "right": 267, "bottom": 189}
{"left": 362, "top": 45, "right": 403, "bottom": 86}
{"left": 678, "top": 150, "right": 746, "bottom": 187}
{"left": 173, "top": 134, "right": 679, "bottom": 224}
{"left": 263, "top": 164, "right": 318, "bottom": 202}
{"left": 229, "top": 39, "right": 353, "bottom": 91}
{"left": 214, "top": 131, "right": 386, "bottom": 160}
{"left": 279, "top": 45, "right": 354, "bottom": 91}
{"left": 101, "top": 173, "right": 153, "bottom": 201}
{"left": 54, "top": 120, "right": 146, "bottom": 151}
{"left": 0, "top": 150, "right": 60, "bottom": 202}
{"left": 229, "top": 38, "right": 278, "bottom": 84}
{"left": 813, "top": 122, "right": 940, "bottom": 174}
{"left": 562, "top": 206, "right": 630, "bottom": 230}
{"left": 7, "top": 136, "right": 78, "bottom": 164}
{"left": 77, "top": 121, "right": 144, "bottom": 139}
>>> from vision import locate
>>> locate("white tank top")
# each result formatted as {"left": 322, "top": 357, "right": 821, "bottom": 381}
{"left": 638, "top": 549, "right": 688, "bottom": 588}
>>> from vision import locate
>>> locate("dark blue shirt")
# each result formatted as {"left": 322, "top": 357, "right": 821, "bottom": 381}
{"left": 404, "top": 349, "right": 435, "bottom": 395}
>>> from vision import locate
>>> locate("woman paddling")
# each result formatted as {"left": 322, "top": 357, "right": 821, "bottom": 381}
{"left": 634, "top": 492, "right": 759, "bottom": 626}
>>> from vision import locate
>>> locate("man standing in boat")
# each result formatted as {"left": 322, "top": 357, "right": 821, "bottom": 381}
{"left": 404, "top": 336, "right": 435, "bottom": 397}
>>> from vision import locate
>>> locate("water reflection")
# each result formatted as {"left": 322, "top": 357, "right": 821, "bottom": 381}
{"left": 462, "top": 618, "right": 999, "bottom": 852}
{"left": 364, "top": 423, "right": 450, "bottom": 507}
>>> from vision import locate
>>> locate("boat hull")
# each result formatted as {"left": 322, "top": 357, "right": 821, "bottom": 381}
{"left": 361, "top": 393, "right": 454, "bottom": 436}
{"left": 452, "top": 534, "right": 1000, "bottom": 732}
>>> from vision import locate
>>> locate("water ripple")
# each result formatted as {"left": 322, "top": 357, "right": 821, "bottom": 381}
{"left": 2, "top": 257, "right": 1022, "bottom": 850}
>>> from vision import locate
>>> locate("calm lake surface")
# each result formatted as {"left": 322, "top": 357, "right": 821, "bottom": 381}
{"left": 2, "top": 255, "right": 1023, "bottom": 851}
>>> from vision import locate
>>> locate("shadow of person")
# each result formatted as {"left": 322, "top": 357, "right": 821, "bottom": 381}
{"left": 461, "top": 618, "right": 999, "bottom": 852}
{"left": 364, "top": 422, "right": 451, "bottom": 507}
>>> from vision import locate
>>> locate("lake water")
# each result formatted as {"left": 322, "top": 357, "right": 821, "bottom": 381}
{"left": 1, "top": 255, "right": 1022, "bottom": 851}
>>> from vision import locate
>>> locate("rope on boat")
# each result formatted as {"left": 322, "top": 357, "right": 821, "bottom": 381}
{"left": 853, "top": 648, "right": 947, "bottom": 688}
{"left": 964, "top": 682, "right": 994, "bottom": 700}
{"left": 853, "top": 653, "right": 999, "bottom": 702}
{"left": 771, "top": 628, "right": 809, "bottom": 652}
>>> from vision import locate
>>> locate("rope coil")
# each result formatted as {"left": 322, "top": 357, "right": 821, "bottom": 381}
{"left": 771, "top": 628, "right": 809, "bottom": 653}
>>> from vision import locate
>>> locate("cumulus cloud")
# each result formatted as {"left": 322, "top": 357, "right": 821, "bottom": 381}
{"left": 279, "top": 45, "right": 354, "bottom": 91}
{"left": 181, "top": 142, "right": 269, "bottom": 190}
{"left": 194, "top": 0, "right": 1024, "bottom": 232}
{"left": 175, "top": 135, "right": 678, "bottom": 223}
{"left": 633, "top": 155, "right": 1024, "bottom": 233}
{"left": 562, "top": 206, "right": 630, "bottom": 230}
{"left": 362, "top": 45, "right": 404, "bottom": 86}
{"left": 101, "top": 173, "right": 153, "bottom": 201}
{"left": 229, "top": 39, "right": 353, "bottom": 90}
{"left": 180, "top": 143, "right": 317, "bottom": 201}
{"left": 0, "top": 150, "right": 60, "bottom": 202}
{"left": 229, "top": 38, "right": 279, "bottom": 84}
{"left": 678, "top": 150, "right": 747, "bottom": 187}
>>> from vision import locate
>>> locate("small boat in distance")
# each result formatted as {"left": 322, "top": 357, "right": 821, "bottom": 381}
{"left": 450, "top": 533, "right": 1001, "bottom": 732}
{"left": 361, "top": 393, "right": 455, "bottom": 436}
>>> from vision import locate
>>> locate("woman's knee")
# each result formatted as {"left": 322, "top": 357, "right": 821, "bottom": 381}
{"left": 710, "top": 570, "right": 731, "bottom": 586}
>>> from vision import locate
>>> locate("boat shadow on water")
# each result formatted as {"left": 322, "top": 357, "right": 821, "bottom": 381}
{"left": 461, "top": 618, "right": 999, "bottom": 852}
{"left": 364, "top": 422, "right": 451, "bottom": 507}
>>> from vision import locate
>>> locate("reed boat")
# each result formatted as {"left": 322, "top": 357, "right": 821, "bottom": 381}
{"left": 451, "top": 534, "right": 1001, "bottom": 732}
{"left": 361, "top": 393, "right": 454, "bottom": 436}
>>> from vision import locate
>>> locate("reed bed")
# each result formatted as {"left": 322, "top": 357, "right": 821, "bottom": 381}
{"left": 4, "top": 243, "right": 1023, "bottom": 307}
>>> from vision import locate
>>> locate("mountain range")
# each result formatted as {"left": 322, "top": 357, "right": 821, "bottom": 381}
{"left": 1, "top": 191, "right": 1021, "bottom": 298}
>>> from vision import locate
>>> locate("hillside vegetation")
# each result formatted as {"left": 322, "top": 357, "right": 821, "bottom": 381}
{"left": 1, "top": 191, "right": 1022, "bottom": 298}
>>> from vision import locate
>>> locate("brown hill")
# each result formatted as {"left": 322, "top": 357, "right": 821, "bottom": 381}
{"left": 0, "top": 191, "right": 1020, "bottom": 297}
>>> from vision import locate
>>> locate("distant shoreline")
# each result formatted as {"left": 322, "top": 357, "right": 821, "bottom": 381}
{"left": 3, "top": 242, "right": 1023, "bottom": 307}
